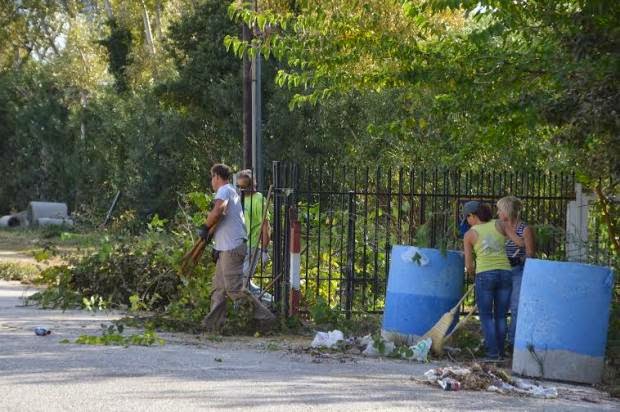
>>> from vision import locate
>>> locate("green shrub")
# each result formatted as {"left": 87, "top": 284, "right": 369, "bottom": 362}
{"left": 69, "top": 236, "right": 183, "bottom": 310}
{"left": 27, "top": 266, "right": 82, "bottom": 309}
{"left": 28, "top": 198, "right": 217, "bottom": 329}
{"left": 308, "top": 295, "right": 341, "bottom": 328}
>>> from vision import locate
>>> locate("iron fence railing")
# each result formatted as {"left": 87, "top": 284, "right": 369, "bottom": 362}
{"left": 246, "top": 162, "right": 615, "bottom": 317}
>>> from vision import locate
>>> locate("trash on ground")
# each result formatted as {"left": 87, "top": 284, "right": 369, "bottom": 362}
{"left": 311, "top": 329, "right": 344, "bottom": 348}
{"left": 362, "top": 334, "right": 431, "bottom": 362}
{"left": 362, "top": 337, "right": 395, "bottom": 357}
{"left": 422, "top": 363, "right": 558, "bottom": 398}
{"left": 406, "top": 337, "right": 432, "bottom": 362}
{"left": 438, "top": 377, "right": 461, "bottom": 391}
{"left": 488, "top": 377, "right": 559, "bottom": 399}
{"left": 307, "top": 331, "right": 432, "bottom": 363}
{"left": 34, "top": 326, "right": 51, "bottom": 336}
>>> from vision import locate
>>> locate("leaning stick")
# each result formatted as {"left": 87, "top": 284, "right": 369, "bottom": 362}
{"left": 245, "top": 185, "right": 274, "bottom": 289}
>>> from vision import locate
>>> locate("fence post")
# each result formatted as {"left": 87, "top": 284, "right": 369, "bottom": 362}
{"left": 345, "top": 190, "right": 356, "bottom": 318}
{"left": 272, "top": 161, "right": 283, "bottom": 311}
{"left": 566, "top": 183, "right": 595, "bottom": 262}
{"left": 280, "top": 193, "right": 291, "bottom": 317}
{"left": 289, "top": 206, "right": 301, "bottom": 316}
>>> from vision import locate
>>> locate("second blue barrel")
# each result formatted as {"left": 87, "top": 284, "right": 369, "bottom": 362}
{"left": 382, "top": 245, "right": 464, "bottom": 342}
{"left": 512, "top": 258, "right": 614, "bottom": 384}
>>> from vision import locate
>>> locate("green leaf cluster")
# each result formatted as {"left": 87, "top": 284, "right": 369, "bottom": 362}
{"left": 75, "top": 323, "right": 165, "bottom": 346}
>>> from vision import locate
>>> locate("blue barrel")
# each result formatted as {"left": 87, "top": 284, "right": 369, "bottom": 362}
{"left": 513, "top": 259, "right": 615, "bottom": 384}
{"left": 382, "top": 245, "right": 464, "bottom": 342}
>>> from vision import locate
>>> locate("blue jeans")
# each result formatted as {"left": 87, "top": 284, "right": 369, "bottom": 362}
{"left": 475, "top": 269, "right": 512, "bottom": 358}
{"left": 508, "top": 264, "right": 524, "bottom": 344}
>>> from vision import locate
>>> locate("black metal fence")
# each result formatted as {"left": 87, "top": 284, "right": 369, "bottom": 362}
{"left": 247, "top": 162, "right": 610, "bottom": 317}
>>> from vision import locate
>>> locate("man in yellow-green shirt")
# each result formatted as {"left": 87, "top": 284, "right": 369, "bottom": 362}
{"left": 236, "top": 170, "right": 272, "bottom": 303}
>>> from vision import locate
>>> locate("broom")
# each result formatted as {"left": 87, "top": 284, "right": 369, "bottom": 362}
{"left": 422, "top": 286, "right": 475, "bottom": 356}
{"left": 443, "top": 304, "right": 477, "bottom": 343}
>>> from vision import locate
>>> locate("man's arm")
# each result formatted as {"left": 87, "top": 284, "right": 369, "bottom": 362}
{"left": 206, "top": 199, "right": 228, "bottom": 229}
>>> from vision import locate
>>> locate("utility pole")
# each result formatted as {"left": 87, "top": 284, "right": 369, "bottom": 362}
{"left": 242, "top": 24, "right": 252, "bottom": 170}
{"left": 243, "top": 0, "right": 263, "bottom": 188}
{"left": 251, "top": 43, "right": 262, "bottom": 189}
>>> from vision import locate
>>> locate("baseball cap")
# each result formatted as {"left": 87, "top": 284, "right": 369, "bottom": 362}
{"left": 461, "top": 200, "right": 481, "bottom": 224}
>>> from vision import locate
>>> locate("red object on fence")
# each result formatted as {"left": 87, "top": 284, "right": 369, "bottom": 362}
{"left": 289, "top": 217, "right": 301, "bottom": 316}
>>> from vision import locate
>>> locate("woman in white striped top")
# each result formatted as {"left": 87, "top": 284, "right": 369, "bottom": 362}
{"left": 496, "top": 196, "right": 536, "bottom": 347}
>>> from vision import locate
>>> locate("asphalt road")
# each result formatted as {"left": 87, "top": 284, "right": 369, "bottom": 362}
{"left": 0, "top": 280, "right": 617, "bottom": 411}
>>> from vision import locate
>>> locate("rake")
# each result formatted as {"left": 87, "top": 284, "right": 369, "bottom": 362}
{"left": 422, "top": 286, "right": 475, "bottom": 356}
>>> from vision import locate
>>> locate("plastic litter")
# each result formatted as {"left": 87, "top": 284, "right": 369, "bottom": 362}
{"left": 510, "top": 378, "right": 558, "bottom": 399}
{"left": 359, "top": 334, "right": 372, "bottom": 347}
{"left": 401, "top": 246, "right": 429, "bottom": 266}
{"left": 362, "top": 338, "right": 395, "bottom": 357}
{"left": 405, "top": 337, "right": 432, "bottom": 362}
{"left": 311, "top": 330, "right": 344, "bottom": 348}
{"left": 380, "top": 329, "right": 418, "bottom": 346}
{"left": 438, "top": 377, "right": 461, "bottom": 391}
{"left": 34, "top": 326, "right": 51, "bottom": 336}
{"left": 424, "top": 366, "right": 471, "bottom": 383}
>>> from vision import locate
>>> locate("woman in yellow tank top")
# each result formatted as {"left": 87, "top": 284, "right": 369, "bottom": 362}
{"left": 462, "top": 201, "right": 512, "bottom": 360}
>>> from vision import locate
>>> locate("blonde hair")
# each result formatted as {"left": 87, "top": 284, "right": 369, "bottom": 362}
{"left": 236, "top": 169, "right": 255, "bottom": 189}
{"left": 497, "top": 196, "right": 522, "bottom": 220}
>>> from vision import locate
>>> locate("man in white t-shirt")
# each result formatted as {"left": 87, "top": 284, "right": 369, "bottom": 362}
{"left": 200, "top": 164, "right": 275, "bottom": 332}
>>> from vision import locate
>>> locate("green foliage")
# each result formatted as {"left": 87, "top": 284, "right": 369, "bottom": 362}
{"left": 75, "top": 323, "right": 164, "bottom": 346}
{"left": 306, "top": 292, "right": 379, "bottom": 335}
{"left": 32, "top": 249, "right": 51, "bottom": 262}
{"left": 26, "top": 202, "right": 216, "bottom": 332}
{"left": 308, "top": 296, "right": 341, "bottom": 327}
{"left": 28, "top": 266, "right": 82, "bottom": 309}
{"left": 165, "top": 269, "right": 212, "bottom": 325}
{"left": 69, "top": 235, "right": 182, "bottom": 310}
{"left": 221, "top": 298, "right": 258, "bottom": 336}
{"left": 39, "top": 225, "right": 73, "bottom": 239}
{"left": 228, "top": 0, "right": 618, "bottom": 181}
{"left": 82, "top": 295, "right": 108, "bottom": 312}
{"left": 99, "top": 18, "right": 133, "bottom": 93}
{"left": 147, "top": 214, "right": 168, "bottom": 232}
{"left": 371, "top": 332, "right": 387, "bottom": 355}
{"left": 129, "top": 294, "right": 149, "bottom": 312}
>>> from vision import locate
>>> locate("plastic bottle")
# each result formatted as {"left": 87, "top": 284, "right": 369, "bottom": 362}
{"left": 438, "top": 377, "right": 461, "bottom": 391}
{"left": 34, "top": 327, "right": 51, "bottom": 336}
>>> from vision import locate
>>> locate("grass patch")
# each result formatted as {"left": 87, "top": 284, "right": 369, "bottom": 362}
{"left": 0, "top": 262, "right": 41, "bottom": 283}
{"left": 0, "top": 227, "right": 100, "bottom": 253}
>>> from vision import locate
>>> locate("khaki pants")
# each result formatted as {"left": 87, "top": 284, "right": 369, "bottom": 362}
{"left": 202, "top": 243, "right": 275, "bottom": 332}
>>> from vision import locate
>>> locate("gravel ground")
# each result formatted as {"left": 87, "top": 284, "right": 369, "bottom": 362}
{"left": 0, "top": 280, "right": 617, "bottom": 412}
